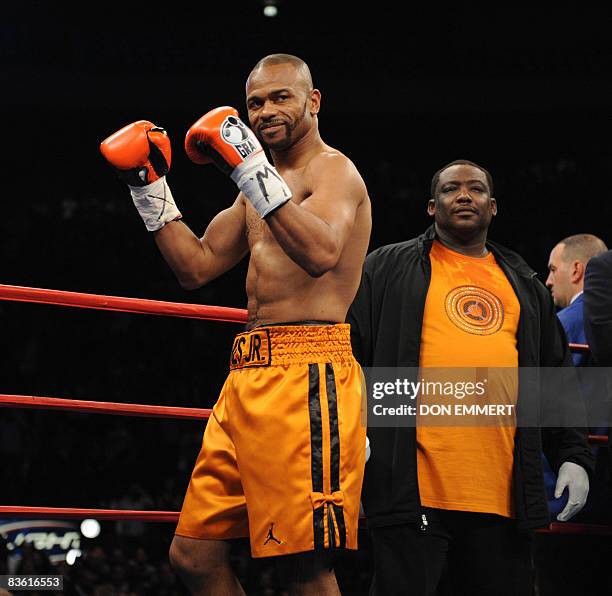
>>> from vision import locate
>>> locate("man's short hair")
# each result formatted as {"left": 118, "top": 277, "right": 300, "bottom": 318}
{"left": 558, "top": 234, "right": 608, "bottom": 264}
{"left": 430, "top": 159, "right": 494, "bottom": 198}
{"left": 247, "top": 53, "right": 313, "bottom": 92}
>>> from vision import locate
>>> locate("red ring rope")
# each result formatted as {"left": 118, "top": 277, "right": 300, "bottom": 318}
{"left": 0, "top": 285, "right": 594, "bottom": 352}
{"left": 568, "top": 343, "right": 590, "bottom": 352}
{"left": 0, "top": 506, "right": 178, "bottom": 522}
{"left": 0, "top": 284, "right": 248, "bottom": 323}
{"left": 1, "top": 506, "right": 611, "bottom": 537}
{"left": 0, "top": 394, "right": 210, "bottom": 420}
{"left": 0, "top": 395, "right": 606, "bottom": 445}
{"left": 1, "top": 394, "right": 606, "bottom": 444}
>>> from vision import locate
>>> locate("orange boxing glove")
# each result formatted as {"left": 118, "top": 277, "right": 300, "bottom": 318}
{"left": 100, "top": 121, "right": 181, "bottom": 231}
{"left": 100, "top": 120, "right": 171, "bottom": 186}
{"left": 185, "top": 107, "right": 291, "bottom": 218}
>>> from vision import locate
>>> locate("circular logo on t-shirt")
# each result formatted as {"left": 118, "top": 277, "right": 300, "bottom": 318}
{"left": 445, "top": 285, "right": 504, "bottom": 335}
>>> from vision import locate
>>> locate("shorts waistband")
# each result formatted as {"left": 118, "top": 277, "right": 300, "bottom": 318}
{"left": 229, "top": 324, "right": 353, "bottom": 370}
{"left": 252, "top": 320, "right": 337, "bottom": 328}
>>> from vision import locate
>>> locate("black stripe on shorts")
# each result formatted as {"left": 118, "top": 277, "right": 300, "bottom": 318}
{"left": 308, "top": 363, "right": 325, "bottom": 549}
{"left": 326, "top": 363, "right": 346, "bottom": 548}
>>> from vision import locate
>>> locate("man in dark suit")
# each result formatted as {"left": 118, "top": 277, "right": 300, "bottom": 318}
{"left": 583, "top": 249, "right": 612, "bottom": 522}
{"left": 543, "top": 235, "right": 608, "bottom": 517}
{"left": 546, "top": 234, "right": 608, "bottom": 366}
{"left": 584, "top": 249, "right": 612, "bottom": 366}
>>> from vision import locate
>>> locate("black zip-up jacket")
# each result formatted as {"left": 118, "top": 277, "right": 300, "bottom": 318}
{"left": 347, "top": 226, "right": 595, "bottom": 530}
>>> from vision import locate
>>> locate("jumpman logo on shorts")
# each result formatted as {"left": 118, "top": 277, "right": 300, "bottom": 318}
{"left": 263, "top": 522, "right": 281, "bottom": 545}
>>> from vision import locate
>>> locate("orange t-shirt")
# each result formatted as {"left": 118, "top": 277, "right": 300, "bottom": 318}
{"left": 417, "top": 240, "right": 520, "bottom": 518}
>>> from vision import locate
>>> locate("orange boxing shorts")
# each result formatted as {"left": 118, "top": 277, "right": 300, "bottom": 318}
{"left": 175, "top": 323, "right": 366, "bottom": 558}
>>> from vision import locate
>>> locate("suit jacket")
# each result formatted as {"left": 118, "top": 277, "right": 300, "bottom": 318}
{"left": 584, "top": 250, "right": 612, "bottom": 366}
{"left": 558, "top": 294, "right": 589, "bottom": 367}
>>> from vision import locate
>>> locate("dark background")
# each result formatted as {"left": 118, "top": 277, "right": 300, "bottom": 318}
{"left": 1, "top": 2, "right": 612, "bottom": 593}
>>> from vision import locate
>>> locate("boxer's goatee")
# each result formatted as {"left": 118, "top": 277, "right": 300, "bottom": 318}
{"left": 262, "top": 100, "right": 308, "bottom": 150}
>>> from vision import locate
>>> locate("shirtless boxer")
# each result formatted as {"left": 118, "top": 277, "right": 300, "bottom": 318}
{"left": 100, "top": 54, "right": 371, "bottom": 595}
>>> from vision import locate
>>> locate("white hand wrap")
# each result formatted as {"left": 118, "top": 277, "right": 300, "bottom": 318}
{"left": 230, "top": 153, "right": 292, "bottom": 218}
{"left": 128, "top": 177, "right": 182, "bottom": 232}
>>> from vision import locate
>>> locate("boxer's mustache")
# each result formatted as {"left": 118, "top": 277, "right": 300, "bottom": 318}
{"left": 259, "top": 120, "right": 287, "bottom": 131}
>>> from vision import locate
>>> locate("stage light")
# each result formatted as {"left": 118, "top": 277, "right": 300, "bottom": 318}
{"left": 263, "top": 1, "right": 278, "bottom": 17}
{"left": 80, "top": 519, "right": 101, "bottom": 539}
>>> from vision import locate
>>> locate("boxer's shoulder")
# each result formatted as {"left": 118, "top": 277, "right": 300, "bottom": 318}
{"left": 306, "top": 145, "right": 350, "bottom": 172}
{"left": 303, "top": 148, "right": 367, "bottom": 197}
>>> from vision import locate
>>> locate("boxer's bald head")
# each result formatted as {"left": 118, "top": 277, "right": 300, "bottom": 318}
{"left": 247, "top": 54, "right": 313, "bottom": 94}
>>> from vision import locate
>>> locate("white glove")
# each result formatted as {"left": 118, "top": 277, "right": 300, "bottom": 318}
{"left": 554, "top": 461, "right": 589, "bottom": 521}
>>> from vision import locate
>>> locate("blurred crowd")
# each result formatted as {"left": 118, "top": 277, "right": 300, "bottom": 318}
{"left": 0, "top": 526, "right": 372, "bottom": 595}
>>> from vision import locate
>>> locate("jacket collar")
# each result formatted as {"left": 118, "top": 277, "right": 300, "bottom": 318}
{"left": 417, "top": 224, "right": 536, "bottom": 279}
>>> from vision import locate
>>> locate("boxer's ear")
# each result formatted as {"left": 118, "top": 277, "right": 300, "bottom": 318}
{"left": 309, "top": 89, "right": 321, "bottom": 116}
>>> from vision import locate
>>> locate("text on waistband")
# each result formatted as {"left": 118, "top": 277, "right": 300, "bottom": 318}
{"left": 230, "top": 329, "right": 271, "bottom": 369}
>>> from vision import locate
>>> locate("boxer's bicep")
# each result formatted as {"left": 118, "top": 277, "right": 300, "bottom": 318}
{"left": 153, "top": 194, "right": 248, "bottom": 289}
{"left": 199, "top": 194, "right": 249, "bottom": 277}
{"left": 300, "top": 156, "right": 366, "bottom": 251}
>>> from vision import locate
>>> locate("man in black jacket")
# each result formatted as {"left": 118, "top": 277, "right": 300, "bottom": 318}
{"left": 348, "top": 160, "right": 594, "bottom": 596}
